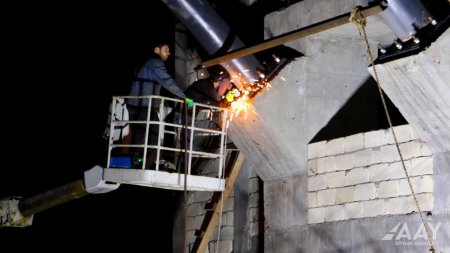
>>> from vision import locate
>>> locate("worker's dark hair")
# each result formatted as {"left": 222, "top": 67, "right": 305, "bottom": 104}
{"left": 208, "top": 65, "right": 230, "bottom": 82}
{"left": 150, "top": 37, "right": 171, "bottom": 49}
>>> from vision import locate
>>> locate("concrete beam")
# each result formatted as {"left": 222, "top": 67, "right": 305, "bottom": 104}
{"left": 369, "top": 29, "right": 450, "bottom": 153}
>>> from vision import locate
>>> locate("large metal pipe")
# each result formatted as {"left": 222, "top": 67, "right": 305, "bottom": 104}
{"left": 370, "top": 0, "right": 432, "bottom": 42}
{"left": 161, "top": 0, "right": 262, "bottom": 89}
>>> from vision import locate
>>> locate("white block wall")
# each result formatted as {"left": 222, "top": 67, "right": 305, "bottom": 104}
{"left": 185, "top": 160, "right": 262, "bottom": 252}
{"left": 307, "top": 125, "right": 434, "bottom": 224}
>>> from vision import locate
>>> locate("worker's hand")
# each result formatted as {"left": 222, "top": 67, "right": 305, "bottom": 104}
{"left": 225, "top": 92, "right": 234, "bottom": 102}
{"left": 184, "top": 97, "right": 194, "bottom": 108}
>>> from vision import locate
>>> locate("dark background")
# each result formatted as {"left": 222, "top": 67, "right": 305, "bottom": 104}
{"left": 1, "top": 2, "right": 179, "bottom": 250}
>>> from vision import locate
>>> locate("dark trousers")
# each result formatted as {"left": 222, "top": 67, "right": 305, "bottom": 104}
{"left": 127, "top": 105, "right": 160, "bottom": 145}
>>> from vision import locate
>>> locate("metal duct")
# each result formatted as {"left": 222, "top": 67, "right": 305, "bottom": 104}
{"left": 239, "top": 0, "right": 258, "bottom": 7}
{"left": 371, "top": 0, "right": 432, "bottom": 42}
{"left": 161, "top": 0, "right": 262, "bottom": 89}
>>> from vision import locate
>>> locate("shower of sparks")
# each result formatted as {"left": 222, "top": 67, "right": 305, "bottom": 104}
{"left": 230, "top": 94, "right": 251, "bottom": 120}
{"left": 222, "top": 68, "right": 275, "bottom": 123}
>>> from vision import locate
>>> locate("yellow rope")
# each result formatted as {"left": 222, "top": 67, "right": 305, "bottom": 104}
{"left": 349, "top": 7, "right": 435, "bottom": 253}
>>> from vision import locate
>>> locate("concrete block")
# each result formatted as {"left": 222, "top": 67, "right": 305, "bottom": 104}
{"left": 344, "top": 133, "right": 364, "bottom": 152}
{"left": 418, "top": 175, "right": 434, "bottom": 193}
{"left": 308, "top": 174, "right": 328, "bottom": 191}
{"left": 249, "top": 192, "right": 260, "bottom": 207}
{"left": 409, "top": 126, "right": 420, "bottom": 140}
{"left": 187, "top": 216, "right": 194, "bottom": 228}
{"left": 410, "top": 157, "right": 433, "bottom": 176}
{"left": 194, "top": 191, "right": 212, "bottom": 203}
{"left": 399, "top": 176, "right": 434, "bottom": 195}
{"left": 344, "top": 202, "right": 363, "bottom": 219}
{"left": 363, "top": 199, "right": 385, "bottom": 217}
{"left": 354, "top": 183, "right": 376, "bottom": 201}
{"left": 377, "top": 180, "right": 400, "bottom": 198}
{"left": 364, "top": 129, "right": 386, "bottom": 148}
{"left": 212, "top": 226, "right": 233, "bottom": 240}
{"left": 344, "top": 168, "right": 369, "bottom": 186}
{"left": 353, "top": 149, "right": 373, "bottom": 167}
{"left": 249, "top": 207, "right": 259, "bottom": 222}
{"left": 308, "top": 159, "right": 318, "bottom": 176}
{"left": 249, "top": 221, "right": 259, "bottom": 236}
{"left": 249, "top": 177, "right": 260, "bottom": 193}
{"left": 326, "top": 171, "right": 346, "bottom": 188}
{"left": 317, "top": 156, "right": 337, "bottom": 174}
{"left": 416, "top": 193, "right": 433, "bottom": 211}
{"left": 308, "top": 207, "right": 325, "bottom": 224}
{"left": 317, "top": 189, "right": 336, "bottom": 206}
{"left": 335, "top": 153, "right": 354, "bottom": 171}
{"left": 308, "top": 192, "right": 317, "bottom": 208}
{"left": 373, "top": 145, "right": 400, "bottom": 163}
{"left": 325, "top": 205, "right": 345, "bottom": 222}
{"left": 187, "top": 216, "right": 203, "bottom": 230}
{"left": 224, "top": 211, "right": 234, "bottom": 226}
{"left": 392, "top": 124, "right": 413, "bottom": 143}
{"left": 399, "top": 141, "right": 421, "bottom": 160}
{"left": 209, "top": 239, "right": 233, "bottom": 253}
{"left": 223, "top": 197, "right": 234, "bottom": 212}
{"left": 188, "top": 203, "right": 204, "bottom": 216}
{"left": 420, "top": 142, "right": 433, "bottom": 156}
{"left": 384, "top": 128, "right": 395, "bottom": 145}
{"left": 388, "top": 194, "right": 433, "bottom": 214}
{"left": 187, "top": 230, "right": 196, "bottom": 244}
{"left": 335, "top": 186, "right": 355, "bottom": 204}
{"left": 308, "top": 140, "right": 327, "bottom": 159}
{"left": 325, "top": 138, "right": 345, "bottom": 156}
{"left": 386, "top": 161, "right": 411, "bottom": 180}
{"left": 368, "top": 163, "right": 390, "bottom": 182}
{"left": 388, "top": 196, "right": 416, "bottom": 214}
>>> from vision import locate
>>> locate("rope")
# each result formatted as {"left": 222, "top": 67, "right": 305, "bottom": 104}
{"left": 214, "top": 187, "right": 226, "bottom": 253}
{"left": 183, "top": 103, "right": 189, "bottom": 253}
{"left": 214, "top": 150, "right": 228, "bottom": 253}
{"left": 349, "top": 7, "right": 435, "bottom": 253}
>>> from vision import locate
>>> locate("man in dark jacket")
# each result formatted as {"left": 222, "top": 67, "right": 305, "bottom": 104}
{"left": 184, "top": 71, "right": 234, "bottom": 107}
{"left": 126, "top": 41, "right": 192, "bottom": 169}
{"left": 170, "top": 70, "right": 234, "bottom": 172}
{"left": 127, "top": 41, "right": 188, "bottom": 146}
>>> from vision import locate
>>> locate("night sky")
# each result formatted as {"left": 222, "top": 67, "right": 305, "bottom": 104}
{"left": 1, "top": 2, "right": 180, "bottom": 251}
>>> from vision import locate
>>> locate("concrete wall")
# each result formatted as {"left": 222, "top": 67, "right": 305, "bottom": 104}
{"left": 370, "top": 29, "right": 450, "bottom": 154}
{"left": 228, "top": 0, "right": 395, "bottom": 180}
{"left": 251, "top": 1, "right": 449, "bottom": 252}
{"left": 174, "top": 0, "right": 450, "bottom": 252}
{"left": 308, "top": 125, "right": 434, "bottom": 224}
{"left": 234, "top": 162, "right": 263, "bottom": 253}
{"left": 173, "top": 157, "right": 264, "bottom": 253}
{"left": 262, "top": 126, "right": 448, "bottom": 252}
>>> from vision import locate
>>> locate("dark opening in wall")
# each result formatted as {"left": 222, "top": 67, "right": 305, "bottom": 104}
{"left": 310, "top": 77, "right": 407, "bottom": 143}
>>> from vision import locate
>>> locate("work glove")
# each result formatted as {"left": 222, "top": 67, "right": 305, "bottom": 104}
{"left": 225, "top": 92, "right": 234, "bottom": 102}
{"left": 184, "top": 97, "right": 194, "bottom": 108}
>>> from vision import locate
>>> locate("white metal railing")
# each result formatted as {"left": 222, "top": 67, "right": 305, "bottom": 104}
{"left": 106, "top": 95, "right": 228, "bottom": 180}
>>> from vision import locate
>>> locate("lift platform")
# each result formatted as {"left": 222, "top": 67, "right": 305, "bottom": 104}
{"left": 105, "top": 95, "right": 229, "bottom": 191}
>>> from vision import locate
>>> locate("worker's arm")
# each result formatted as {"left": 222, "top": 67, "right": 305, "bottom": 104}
{"left": 151, "top": 60, "right": 186, "bottom": 99}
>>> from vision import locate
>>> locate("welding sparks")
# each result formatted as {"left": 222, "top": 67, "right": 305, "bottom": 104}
{"left": 230, "top": 94, "right": 251, "bottom": 120}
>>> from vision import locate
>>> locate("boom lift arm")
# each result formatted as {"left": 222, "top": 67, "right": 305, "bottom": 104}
{"left": 0, "top": 165, "right": 119, "bottom": 227}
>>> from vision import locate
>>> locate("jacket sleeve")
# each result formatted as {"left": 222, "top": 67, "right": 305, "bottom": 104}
{"left": 186, "top": 80, "right": 220, "bottom": 106}
{"left": 151, "top": 60, "right": 186, "bottom": 99}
